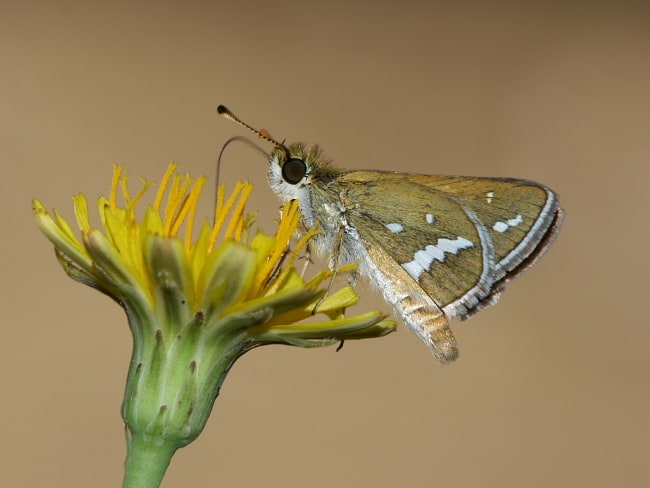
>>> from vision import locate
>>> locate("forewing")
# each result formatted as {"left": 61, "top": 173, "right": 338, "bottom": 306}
{"left": 340, "top": 171, "right": 563, "bottom": 319}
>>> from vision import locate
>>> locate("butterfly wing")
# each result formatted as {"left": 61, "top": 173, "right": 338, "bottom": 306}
{"left": 339, "top": 171, "right": 563, "bottom": 338}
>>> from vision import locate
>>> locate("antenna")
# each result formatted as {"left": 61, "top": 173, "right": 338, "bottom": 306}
{"left": 217, "top": 105, "right": 289, "bottom": 154}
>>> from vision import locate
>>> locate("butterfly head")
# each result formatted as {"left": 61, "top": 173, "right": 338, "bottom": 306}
{"left": 268, "top": 143, "right": 335, "bottom": 198}
{"left": 266, "top": 143, "right": 345, "bottom": 231}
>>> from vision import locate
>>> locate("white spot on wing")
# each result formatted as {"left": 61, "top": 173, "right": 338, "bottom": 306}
{"left": 437, "top": 237, "right": 473, "bottom": 254}
{"left": 402, "top": 260, "right": 425, "bottom": 280}
{"left": 385, "top": 222, "right": 404, "bottom": 233}
{"left": 401, "top": 237, "right": 474, "bottom": 280}
{"left": 493, "top": 221, "right": 509, "bottom": 232}
{"left": 507, "top": 215, "right": 523, "bottom": 226}
{"left": 424, "top": 245, "right": 446, "bottom": 262}
{"left": 493, "top": 214, "right": 523, "bottom": 233}
{"left": 414, "top": 249, "right": 435, "bottom": 269}
{"left": 426, "top": 213, "right": 435, "bottom": 224}
{"left": 486, "top": 191, "right": 494, "bottom": 204}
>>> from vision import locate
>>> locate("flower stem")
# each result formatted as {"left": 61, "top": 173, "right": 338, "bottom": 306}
{"left": 122, "top": 433, "right": 178, "bottom": 488}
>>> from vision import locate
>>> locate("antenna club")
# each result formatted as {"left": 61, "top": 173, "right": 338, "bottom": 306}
{"left": 216, "top": 105, "right": 231, "bottom": 116}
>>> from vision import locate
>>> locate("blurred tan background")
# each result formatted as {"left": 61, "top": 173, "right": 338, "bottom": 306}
{"left": 2, "top": 1, "right": 649, "bottom": 487}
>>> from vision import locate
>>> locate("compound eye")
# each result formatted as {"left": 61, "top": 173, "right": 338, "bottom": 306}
{"left": 281, "top": 158, "right": 307, "bottom": 184}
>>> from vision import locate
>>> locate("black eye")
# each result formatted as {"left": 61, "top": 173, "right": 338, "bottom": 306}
{"left": 281, "top": 158, "right": 307, "bottom": 185}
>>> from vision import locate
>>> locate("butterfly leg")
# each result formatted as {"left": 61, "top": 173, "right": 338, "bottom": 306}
{"left": 308, "top": 221, "right": 348, "bottom": 352}
{"left": 300, "top": 245, "right": 313, "bottom": 279}
{"left": 311, "top": 220, "right": 346, "bottom": 315}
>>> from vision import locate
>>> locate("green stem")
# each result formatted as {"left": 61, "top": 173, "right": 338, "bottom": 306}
{"left": 122, "top": 433, "right": 178, "bottom": 488}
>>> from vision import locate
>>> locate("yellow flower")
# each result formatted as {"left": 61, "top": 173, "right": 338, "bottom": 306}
{"left": 33, "top": 163, "right": 394, "bottom": 488}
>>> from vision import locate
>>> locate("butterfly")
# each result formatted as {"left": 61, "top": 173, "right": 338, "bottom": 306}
{"left": 218, "top": 105, "right": 565, "bottom": 363}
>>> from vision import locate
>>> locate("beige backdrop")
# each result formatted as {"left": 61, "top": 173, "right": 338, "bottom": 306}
{"left": 2, "top": 2, "right": 649, "bottom": 487}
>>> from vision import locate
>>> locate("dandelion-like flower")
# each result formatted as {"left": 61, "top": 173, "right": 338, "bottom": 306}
{"left": 33, "top": 163, "right": 394, "bottom": 488}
